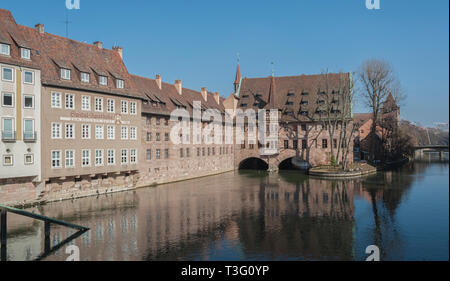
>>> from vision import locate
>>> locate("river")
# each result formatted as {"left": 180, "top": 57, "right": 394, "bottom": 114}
{"left": 4, "top": 153, "right": 449, "bottom": 261}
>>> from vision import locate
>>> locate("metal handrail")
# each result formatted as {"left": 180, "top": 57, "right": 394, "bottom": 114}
{"left": 1, "top": 131, "right": 16, "bottom": 141}
{"left": 0, "top": 204, "right": 89, "bottom": 261}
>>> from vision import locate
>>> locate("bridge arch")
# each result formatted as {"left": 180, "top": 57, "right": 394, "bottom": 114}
{"left": 238, "top": 157, "right": 269, "bottom": 170}
{"left": 278, "top": 156, "right": 310, "bottom": 170}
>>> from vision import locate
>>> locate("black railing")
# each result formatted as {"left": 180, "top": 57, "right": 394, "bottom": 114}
{"left": 23, "top": 131, "right": 37, "bottom": 142}
{"left": 0, "top": 204, "right": 89, "bottom": 261}
{"left": 1, "top": 131, "right": 16, "bottom": 142}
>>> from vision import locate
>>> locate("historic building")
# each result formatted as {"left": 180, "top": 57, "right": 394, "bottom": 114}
{"left": 229, "top": 64, "right": 355, "bottom": 171}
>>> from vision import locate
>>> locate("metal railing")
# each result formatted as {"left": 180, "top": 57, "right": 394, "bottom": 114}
{"left": 1, "top": 131, "right": 16, "bottom": 142}
{"left": 0, "top": 204, "right": 89, "bottom": 261}
{"left": 23, "top": 131, "right": 37, "bottom": 142}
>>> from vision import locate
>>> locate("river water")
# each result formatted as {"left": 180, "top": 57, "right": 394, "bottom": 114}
{"left": 4, "top": 153, "right": 449, "bottom": 261}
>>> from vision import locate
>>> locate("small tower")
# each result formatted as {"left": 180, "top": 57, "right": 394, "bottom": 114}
{"left": 234, "top": 64, "right": 242, "bottom": 94}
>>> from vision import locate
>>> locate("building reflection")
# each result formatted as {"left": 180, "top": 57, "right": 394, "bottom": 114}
{"left": 5, "top": 166, "right": 420, "bottom": 261}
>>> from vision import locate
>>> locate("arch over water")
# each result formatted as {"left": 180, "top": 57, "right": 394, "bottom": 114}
{"left": 238, "top": 157, "right": 269, "bottom": 170}
{"left": 278, "top": 157, "right": 310, "bottom": 170}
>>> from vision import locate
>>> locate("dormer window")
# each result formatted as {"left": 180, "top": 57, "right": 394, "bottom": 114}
{"left": 0, "top": 44, "right": 10, "bottom": 56}
{"left": 21, "top": 48, "right": 31, "bottom": 60}
{"left": 116, "top": 79, "right": 124, "bottom": 89}
{"left": 81, "top": 72, "right": 90, "bottom": 83}
{"left": 99, "top": 76, "right": 108, "bottom": 86}
{"left": 61, "top": 68, "right": 71, "bottom": 80}
{"left": 287, "top": 92, "right": 295, "bottom": 97}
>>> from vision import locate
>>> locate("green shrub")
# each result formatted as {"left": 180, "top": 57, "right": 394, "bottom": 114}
{"left": 330, "top": 156, "right": 337, "bottom": 166}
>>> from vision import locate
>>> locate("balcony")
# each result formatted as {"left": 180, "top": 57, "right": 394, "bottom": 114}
{"left": 23, "top": 131, "right": 37, "bottom": 142}
{"left": 1, "top": 131, "right": 16, "bottom": 142}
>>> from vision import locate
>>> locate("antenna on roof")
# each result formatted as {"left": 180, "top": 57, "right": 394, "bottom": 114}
{"left": 63, "top": 10, "right": 72, "bottom": 38}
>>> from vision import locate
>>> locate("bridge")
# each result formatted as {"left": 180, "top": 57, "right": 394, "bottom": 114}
{"left": 413, "top": 145, "right": 449, "bottom": 160}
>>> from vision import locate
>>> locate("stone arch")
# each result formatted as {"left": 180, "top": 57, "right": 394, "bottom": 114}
{"left": 238, "top": 157, "right": 269, "bottom": 170}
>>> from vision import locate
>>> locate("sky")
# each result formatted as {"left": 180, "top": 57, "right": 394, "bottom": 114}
{"left": 2, "top": 0, "right": 449, "bottom": 127}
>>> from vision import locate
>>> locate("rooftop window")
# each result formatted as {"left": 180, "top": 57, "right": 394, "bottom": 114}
{"left": 0, "top": 44, "right": 10, "bottom": 56}
{"left": 116, "top": 79, "right": 124, "bottom": 89}
{"left": 81, "top": 72, "right": 90, "bottom": 83}
{"left": 21, "top": 48, "right": 31, "bottom": 60}
{"left": 61, "top": 68, "right": 71, "bottom": 80}
{"left": 99, "top": 75, "right": 108, "bottom": 86}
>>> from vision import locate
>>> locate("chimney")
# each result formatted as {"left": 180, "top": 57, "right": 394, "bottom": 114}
{"left": 112, "top": 46, "right": 123, "bottom": 59}
{"left": 175, "top": 80, "right": 182, "bottom": 95}
{"left": 35, "top": 24, "right": 44, "bottom": 34}
{"left": 201, "top": 87, "right": 208, "bottom": 101}
{"left": 214, "top": 92, "right": 220, "bottom": 105}
{"left": 93, "top": 41, "right": 103, "bottom": 49}
{"left": 155, "top": 75, "right": 162, "bottom": 90}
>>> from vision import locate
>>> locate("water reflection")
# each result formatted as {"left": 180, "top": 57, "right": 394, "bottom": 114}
{"left": 5, "top": 158, "right": 449, "bottom": 261}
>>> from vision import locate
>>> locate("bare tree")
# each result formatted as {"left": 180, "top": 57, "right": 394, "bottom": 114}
{"left": 357, "top": 59, "right": 400, "bottom": 161}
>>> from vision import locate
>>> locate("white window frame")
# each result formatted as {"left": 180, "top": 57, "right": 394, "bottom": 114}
{"left": 107, "top": 99, "right": 115, "bottom": 113}
{"left": 107, "top": 125, "right": 115, "bottom": 140}
{"left": 65, "top": 93, "right": 75, "bottom": 109}
{"left": 81, "top": 96, "right": 91, "bottom": 111}
{"left": 2, "top": 92, "right": 14, "bottom": 107}
{"left": 24, "top": 70, "right": 34, "bottom": 84}
{"left": 2, "top": 67, "right": 14, "bottom": 82}
{"left": 0, "top": 44, "right": 10, "bottom": 56}
{"left": 51, "top": 150, "right": 62, "bottom": 169}
{"left": 81, "top": 72, "right": 90, "bottom": 83}
{"left": 51, "top": 92, "right": 62, "bottom": 108}
{"left": 130, "top": 149, "right": 137, "bottom": 164}
{"left": 121, "top": 149, "right": 128, "bottom": 165}
{"left": 130, "top": 127, "right": 137, "bottom": 140}
{"left": 121, "top": 100, "right": 128, "bottom": 114}
{"left": 82, "top": 124, "right": 91, "bottom": 139}
{"left": 21, "top": 48, "right": 31, "bottom": 60}
{"left": 107, "top": 149, "right": 115, "bottom": 166}
{"left": 95, "top": 97, "right": 103, "bottom": 112}
{"left": 24, "top": 154, "right": 34, "bottom": 165}
{"left": 3, "top": 155, "right": 13, "bottom": 166}
{"left": 121, "top": 126, "right": 128, "bottom": 140}
{"left": 51, "top": 122, "right": 62, "bottom": 139}
{"left": 61, "top": 68, "right": 71, "bottom": 80}
{"left": 23, "top": 119, "right": 35, "bottom": 138}
{"left": 130, "top": 102, "right": 137, "bottom": 115}
{"left": 95, "top": 149, "right": 104, "bottom": 166}
{"left": 24, "top": 95, "right": 34, "bottom": 109}
{"left": 82, "top": 149, "right": 91, "bottom": 167}
{"left": 65, "top": 150, "right": 75, "bottom": 168}
{"left": 65, "top": 123, "right": 75, "bottom": 139}
{"left": 99, "top": 75, "right": 108, "bottom": 86}
{"left": 116, "top": 79, "right": 124, "bottom": 89}
{"left": 95, "top": 125, "right": 104, "bottom": 140}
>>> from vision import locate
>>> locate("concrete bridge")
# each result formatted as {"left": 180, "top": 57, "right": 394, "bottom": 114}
{"left": 414, "top": 145, "right": 449, "bottom": 160}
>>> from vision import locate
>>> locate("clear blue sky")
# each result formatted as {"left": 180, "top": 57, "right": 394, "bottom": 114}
{"left": 2, "top": 0, "right": 449, "bottom": 126}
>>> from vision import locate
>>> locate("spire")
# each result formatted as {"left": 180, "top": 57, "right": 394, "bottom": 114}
{"left": 234, "top": 57, "right": 242, "bottom": 93}
{"left": 268, "top": 75, "right": 277, "bottom": 109}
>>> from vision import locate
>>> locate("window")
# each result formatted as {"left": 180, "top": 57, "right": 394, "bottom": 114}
{"left": 186, "top": 148, "right": 190, "bottom": 157}
{"left": 333, "top": 139, "right": 338, "bottom": 149}
{"left": 24, "top": 154, "right": 34, "bottom": 165}
{"left": 81, "top": 72, "right": 90, "bottom": 83}
{"left": 51, "top": 92, "right": 62, "bottom": 108}
{"left": 322, "top": 139, "right": 328, "bottom": 149}
{"left": 164, "top": 149, "right": 169, "bottom": 159}
{"left": 2, "top": 118, "right": 14, "bottom": 139}
{"left": 82, "top": 150, "right": 90, "bottom": 167}
{"left": 121, "top": 149, "right": 128, "bottom": 164}
{"left": 3, "top": 155, "right": 13, "bottom": 166}
{"left": 65, "top": 94, "right": 74, "bottom": 109}
{"left": 61, "top": 68, "right": 71, "bottom": 80}
{"left": 95, "top": 125, "right": 104, "bottom": 139}
{"left": 146, "top": 132, "right": 151, "bottom": 142}
{"left": 107, "top": 126, "right": 115, "bottom": 140}
{"left": 302, "top": 139, "right": 307, "bottom": 149}
{"left": 51, "top": 123, "right": 62, "bottom": 139}
{"left": 0, "top": 44, "right": 10, "bottom": 56}
{"left": 99, "top": 76, "right": 107, "bottom": 86}
{"left": 146, "top": 149, "right": 151, "bottom": 161}
{"left": 65, "top": 124, "right": 74, "bottom": 139}
{"left": 65, "top": 150, "right": 75, "bottom": 168}
{"left": 121, "top": 126, "right": 128, "bottom": 140}
{"left": 2, "top": 93, "right": 13, "bottom": 107}
{"left": 121, "top": 101, "right": 128, "bottom": 114}
{"left": 51, "top": 151, "right": 61, "bottom": 168}
{"left": 81, "top": 96, "right": 90, "bottom": 110}
{"left": 24, "top": 71, "right": 33, "bottom": 84}
{"left": 23, "top": 119, "right": 34, "bottom": 139}
{"left": 82, "top": 124, "right": 91, "bottom": 139}
{"left": 301, "top": 124, "right": 307, "bottom": 131}
{"left": 164, "top": 133, "right": 169, "bottom": 141}
{"left": 284, "top": 140, "right": 289, "bottom": 149}
{"left": 156, "top": 133, "right": 160, "bottom": 141}
{"left": 128, "top": 127, "right": 136, "bottom": 140}
{"left": 23, "top": 95, "right": 34, "bottom": 109}
{"left": 156, "top": 118, "right": 160, "bottom": 125}
{"left": 21, "top": 48, "right": 31, "bottom": 59}
{"left": 2, "top": 67, "right": 13, "bottom": 81}
{"left": 293, "top": 140, "right": 298, "bottom": 150}
{"left": 156, "top": 149, "right": 161, "bottom": 159}
{"left": 95, "top": 98, "right": 103, "bottom": 112}
{"left": 107, "top": 150, "right": 115, "bottom": 165}
{"left": 130, "top": 102, "right": 137, "bottom": 114}
{"left": 116, "top": 79, "right": 124, "bottom": 89}
{"left": 164, "top": 118, "right": 169, "bottom": 126}
{"left": 197, "top": 148, "right": 201, "bottom": 157}
{"left": 95, "top": 150, "right": 104, "bottom": 166}
{"left": 107, "top": 99, "right": 115, "bottom": 113}
{"left": 130, "top": 149, "right": 137, "bottom": 164}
